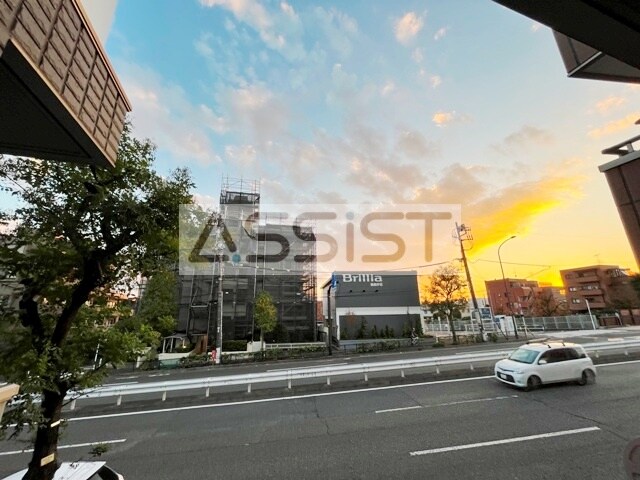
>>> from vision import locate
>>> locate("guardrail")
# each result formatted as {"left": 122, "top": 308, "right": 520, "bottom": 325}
{"left": 264, "top": 342, "right": 325, "bottom": 350}
{"left": 65, "top": 339, "right": 640, "bottom": 409}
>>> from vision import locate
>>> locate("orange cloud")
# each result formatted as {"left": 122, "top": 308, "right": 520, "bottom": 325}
{"left": 466, "top": 176, "right": 584, "bottom": 253}
{"left": 594, "top": 96, "right": 626, "bottom": 114}
{"left": 588, "top": 113, "right": 640, "bottom": 138}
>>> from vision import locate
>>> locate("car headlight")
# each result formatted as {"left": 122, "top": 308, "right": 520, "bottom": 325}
{"left": 513, "top": 369, "right": 524, "bottom": 375}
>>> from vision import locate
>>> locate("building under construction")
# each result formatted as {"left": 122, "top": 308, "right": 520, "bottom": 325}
{"left": 177, "top": 179, "right": 317, "bottom": 345}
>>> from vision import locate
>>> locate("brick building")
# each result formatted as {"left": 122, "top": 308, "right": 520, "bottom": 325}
{"left": 560, "top": 265, "right": 638, "bottom": 314}
{"left": 485, "top": 279, "right": 566, "bottom": 317}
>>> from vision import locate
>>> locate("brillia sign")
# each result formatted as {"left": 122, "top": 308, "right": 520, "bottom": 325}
{"left": 341, "top": 274, "right": 383, "bottom": 286}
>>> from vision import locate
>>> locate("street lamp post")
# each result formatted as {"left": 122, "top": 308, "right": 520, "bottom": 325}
{"left": 498, "top": 235, "right": 518, "bottom": 339}
{"left": 585, "top": 298, "right": 597, "bottom": 330}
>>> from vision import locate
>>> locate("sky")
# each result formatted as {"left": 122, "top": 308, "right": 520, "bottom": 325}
{"left": 94, "top": 0, "right": 638, "bottom": 296}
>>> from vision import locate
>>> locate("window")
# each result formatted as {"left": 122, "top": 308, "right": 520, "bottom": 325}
{"left": 568, "top": 287, "right": 577, "bottom": 292}
{"left": 540, "top": 349, "right": 567, "bottom": 363}
{"left": 564, "top": 348, "right": 580, "bottom": 360}
{"left": 571, "top": 298, "right": 582, "bottom": 304}
{"left": 508, "top": 348, "right": 538, "bottom": 364}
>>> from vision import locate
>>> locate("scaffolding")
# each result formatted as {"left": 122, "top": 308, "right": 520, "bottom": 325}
{"left": 177, "top": 177, "right": 317, "bottom": 344}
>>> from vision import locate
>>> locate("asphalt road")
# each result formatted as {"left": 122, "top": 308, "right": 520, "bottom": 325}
{"left": 101, "top": 327, "right": 640, "bottom": 386}
{"left": 2, "top": 359, "right": 639, "bottom": 479}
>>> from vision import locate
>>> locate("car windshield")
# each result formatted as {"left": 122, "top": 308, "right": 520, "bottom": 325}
{"left": 508, "top": 348, "right": 539, "bottom": 364}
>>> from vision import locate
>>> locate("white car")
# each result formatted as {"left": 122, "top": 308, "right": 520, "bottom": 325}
{"left": 495, "top": 342, "right": 596, "bottom": 391}
{"left": 3, "top": 462, "right": 123, "bottom": 480}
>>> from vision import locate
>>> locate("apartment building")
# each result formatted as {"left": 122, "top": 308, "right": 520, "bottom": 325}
{"left": 561, "top": 265, "right": 638, "bottom": 313}
{"left": 485, "top": 278, "right": 538, "bottom": 316}
{"left": 485, "top": 279, "right": 566, "bottom": 317}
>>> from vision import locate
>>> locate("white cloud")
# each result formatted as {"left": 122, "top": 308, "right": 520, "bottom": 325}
{"left": 396, "top": 130, "right": 439, "bottom": 159}
{"left": 381, "top": 80, "right": 396, "bottom": 97}
{"left": 200, "top": 0, "right": 306, "bottom": 61}
{"left": 430, "top": 75, "right": 442, "bottom": 88}
{"left": 432, "top": 111, "right": 469, "bottom": 127}
{"left": 492, "top": 125, "right": 554, "bottom": 155}
{"left": 117, "top": 62, "right": 223, "bottom": 165}
{"left": 224, "top": 144, "right": 257, "bottom": 167}
{"left": 394, "top": 12, "right": 424, "bottom": 45}
{"left": 434, "top": 26, "right": 448, "bottom": 41}
{"left": 313, "top": 6, "right": 359, "bottom": 58}
{"left": 220, "top": 84, "right": 290, "bottom": 144}
{"left": 530, "top": 22, "right": 542, "bottom": 32}
{"left": 193, "top": 193, "right": 218, "bottom": 209}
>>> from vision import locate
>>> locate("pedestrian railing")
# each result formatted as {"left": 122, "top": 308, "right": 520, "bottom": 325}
{"left": 65, "top": 339, "right": 640, "bottom": 409}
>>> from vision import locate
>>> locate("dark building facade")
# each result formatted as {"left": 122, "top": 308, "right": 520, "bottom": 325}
{"left": 600, "top": 136, "right": 640, "bottom": 268}
{"left": 178, "top": 180, "right": 317, "bottom": 344}
{"left": 323, "top": 272, "right": 422, "bottom": 340}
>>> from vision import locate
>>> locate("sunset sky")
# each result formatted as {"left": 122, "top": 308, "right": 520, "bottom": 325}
{"left": 93, "top": 0, "right": 638, "bottom": 296}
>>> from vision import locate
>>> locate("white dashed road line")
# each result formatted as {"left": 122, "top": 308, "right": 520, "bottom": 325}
{"left": 409, "top": 427, "right": 601, "bottom": 456}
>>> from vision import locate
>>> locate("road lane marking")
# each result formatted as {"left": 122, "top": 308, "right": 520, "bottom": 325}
{"left": 376, "top": 406, "right": 422, "bottom": 414}
{"left": 597, "top": 360, "right": 640, "bottom": 367}
{"left": 409, "top": 427, "right": 600, "bottom": 456}
{"left": 114, "top": 376, "right": 139, "bottom": 380}
{"left": 148, "top": 373, "right": 170, "bottom": 378}
{"left": 376, "top": 395, "right": 517, "bottom": 414}
{"left": 267, "top": 363, "right": 348, "bottom": 372}
{"left": 29, "top": 357, "right": 638, "bottom": 426}
{"left": 102, "top": 382, "right": 139, "bottom": 386}
{"left": 0, "top": 439, "right": 127, "bottom": 456}
{"left": 61, "top": 376, "right": 495, "bottom": 423}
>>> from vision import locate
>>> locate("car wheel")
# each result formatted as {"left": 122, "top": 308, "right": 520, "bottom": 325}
{"left": 525, "top": 375, "right": 541, "bottom": 391}
{"left": 579, "top": 369, "right": 596, "bottom": 386}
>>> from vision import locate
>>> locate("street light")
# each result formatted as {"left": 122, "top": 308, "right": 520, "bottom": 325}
{"left": 498, "top": 235, "right": 518, "bottom": 339}
{"left": 584, "top": 298, "right": 597, "bottom": 330}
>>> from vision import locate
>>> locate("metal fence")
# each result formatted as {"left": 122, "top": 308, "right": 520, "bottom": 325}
{"left": 426, "top": 315, "right": 598, "bottom": 334}
{"left": 66, "top": 339, "right": 640, "bottom": 408}
{"left": 520, "top": 315, "right": 596, "bottom": 331}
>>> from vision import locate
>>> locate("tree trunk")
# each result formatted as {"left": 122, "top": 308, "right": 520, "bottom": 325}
{"left": 447, "top": 315, "right": 457, "bottom": 344}
{"left": 22, "top": 389, "right": 65, "bottom": 480}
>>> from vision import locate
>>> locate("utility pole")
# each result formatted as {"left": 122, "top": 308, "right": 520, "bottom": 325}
{"left": 214, "top": 258, "right": 224, "bottom": 364}
{"left": 455, "top": 223, "right": 484, "bottom": 341}
{"left": 498, "top": 235, "right": 518, "bottom": 339}
{"left": 214, "top": 209, "right": 227, "bottom": 365}
{"left": 326, "top": 275, "right": 336, "bottom": 355}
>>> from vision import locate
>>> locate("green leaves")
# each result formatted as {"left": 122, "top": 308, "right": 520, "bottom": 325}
{"left": 0, "top": 121, "right": 193, "bottom": 442}
{"left": 254, "top": 290, "right": 278, "bottom": 334}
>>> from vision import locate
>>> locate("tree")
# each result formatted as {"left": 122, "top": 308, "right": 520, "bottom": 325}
{"left": 119, "top": 269, "right": 178, "bottom": 337}
{"left": 530, "top": 290, "right": 568, "bottom": 317}
{"left": 356, "top": 318, "right": 368, "bottom": 339}
{"left": 424, "top": 265, "right": 468, "bottom": 344}
{"left": 0, "top": 123, "right": 194, "bottom": 480}
{"left": 254, "top": 291, "right": 277, "bottom": 345}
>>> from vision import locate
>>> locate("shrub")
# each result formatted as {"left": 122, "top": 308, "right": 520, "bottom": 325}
{"left": 223, "top": 340, "right": 248, "bottom": 351}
